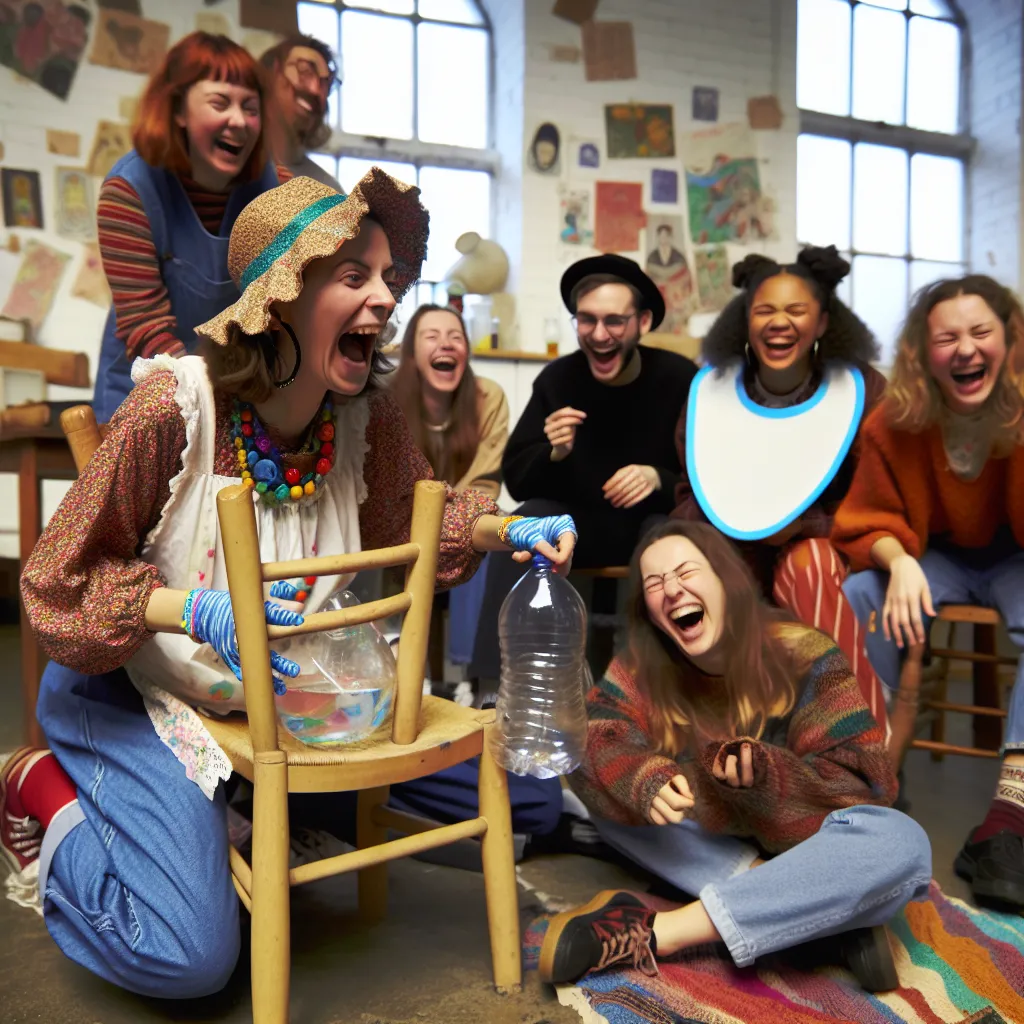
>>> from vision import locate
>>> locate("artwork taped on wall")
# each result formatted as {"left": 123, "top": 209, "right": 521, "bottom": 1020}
{"left": 694, "top": 244, "right": 733, "bottom": 311}
{"left": 240, "top": 0, "right": 298, "bottom": 36}
{"left": 582, "top": 21, "right": 636, "bottom": 82}
{"left": 605, "top": 104, "right": 675, "bottom": 159}
{"left": 559, "top": 189, "right": 593, "bottom": 247}
{"left": 684, "top": 125, "right": 773, "bottom": 245}
{"left": 55, "top": 168, "right": 96, "bottom": 242}
{"left": 86, "top": 121, "right": 132, "bottom": 179}
{"left": 89, "top": 7, "right": 170, "bottom": 75}
{"left": 594, "top": 181, "right": 644, "bottom": 253}
{"left": 1, "top": 169, "right": 43, "bottom": 230}
{"left": 645, "top": 214, "right": 696, "bottom": 335}
{"left": 47, "top": 130, "right": 80, "bottom": 157}
{"left": 651, "top": 168, "right": 678, "bottom": 204}
{"left": 1, "top": 241, "right": 71, "bottom": 330}
{"left": 0, "top": 0, "right": 91, "bottom": 101}
{"left": 692, "top": 86, "right": 719, "bottom": 123}
{"left": 72, "top": 243, "right": 112, "bottom": 308}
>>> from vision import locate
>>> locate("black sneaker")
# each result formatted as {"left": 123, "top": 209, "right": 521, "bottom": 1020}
{"left": 954, "top": 829, "right": 1024, "bottom": 909}
{"left": 538, "top": 890, "right": 657, "bottom": 984}
{"left": 835, "top": 926, "right": 899, "bottom": 992}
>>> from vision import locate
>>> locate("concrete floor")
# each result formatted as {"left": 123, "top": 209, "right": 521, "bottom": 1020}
{"left": 0, "top": 620, "right": 1005, "bottom": 1023}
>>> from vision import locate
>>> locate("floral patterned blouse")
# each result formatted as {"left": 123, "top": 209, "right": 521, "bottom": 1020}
{"left": 21, "top": 369, "right": 499, "bottom": 676}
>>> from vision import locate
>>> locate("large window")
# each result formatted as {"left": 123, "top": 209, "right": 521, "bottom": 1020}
{"left": 796, "top": 0, "right": 969, "bottom": 362}
{"left": 298, "top": 0, "right": 493, "bottom": 319}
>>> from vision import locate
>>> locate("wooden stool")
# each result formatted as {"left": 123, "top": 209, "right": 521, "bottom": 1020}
{"left": 911, "top": 605, "right": 1017, "bottom": 760}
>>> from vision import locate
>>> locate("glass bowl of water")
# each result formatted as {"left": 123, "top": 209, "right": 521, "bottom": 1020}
{"left": 275, "top": 591, "right": 397, "bottom": 747}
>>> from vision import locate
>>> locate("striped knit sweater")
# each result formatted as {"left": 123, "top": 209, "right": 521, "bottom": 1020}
{"left": 571, "top": 622, "right": 897, "bottom": 853}
{"left": 97, "top": 164, "right": 292, "bottom": 361}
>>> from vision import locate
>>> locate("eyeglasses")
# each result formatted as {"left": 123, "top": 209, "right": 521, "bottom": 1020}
{"left": 572, "top": 311, "right": 637, "bottom": 339}
{"left": 643, "top": 564, "right": 696, "bottom": 594}
{"left": 285, "top": 57, "right": 342, "bottom": 97}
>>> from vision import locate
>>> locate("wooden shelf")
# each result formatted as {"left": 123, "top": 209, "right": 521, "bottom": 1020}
{"left": 470, "top": 349, "right": 555, "bottom": 363}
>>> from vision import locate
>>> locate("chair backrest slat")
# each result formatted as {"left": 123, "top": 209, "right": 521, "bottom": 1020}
{"left": 266, "top": 592, "right": 412, "bottom": 641}
{"left": 262, "top": 544, "right": 420, "bottom": 583}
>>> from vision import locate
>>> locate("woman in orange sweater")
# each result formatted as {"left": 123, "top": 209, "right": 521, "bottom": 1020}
{"left": 833, "top": 273, "right": 1024, "bottom": 910}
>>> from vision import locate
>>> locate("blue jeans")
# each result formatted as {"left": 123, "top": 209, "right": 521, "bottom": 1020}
{"left": 595, "top": 805, "right": 931, "bottom": 968}
{"left": 35, "top": 662, "right": 561, "bottom": 999}
{"left": 843, "top": 544, "right": 1024, "bottom": 751}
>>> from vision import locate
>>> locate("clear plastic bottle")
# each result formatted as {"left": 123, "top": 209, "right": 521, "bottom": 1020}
{"left": 489, "top": 556, "right": 588, "bottom": 778}
{"left": 276, "top": 591, "right": 396, "bottom": 746}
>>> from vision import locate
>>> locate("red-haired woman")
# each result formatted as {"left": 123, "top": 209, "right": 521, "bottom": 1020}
{"left": 93, "top": 32, "right": 290, "bottom": 421}
{"left": 536, "top": 521, "right": 930, "bottom": 992}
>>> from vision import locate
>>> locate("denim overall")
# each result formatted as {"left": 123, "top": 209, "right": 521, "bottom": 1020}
{"left": 91, "top": 151, "right": 279, "bottom": 422}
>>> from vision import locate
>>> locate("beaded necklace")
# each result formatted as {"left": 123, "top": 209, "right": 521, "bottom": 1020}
{"left": 231, "top": 396, "right": 337, "bottom": 507}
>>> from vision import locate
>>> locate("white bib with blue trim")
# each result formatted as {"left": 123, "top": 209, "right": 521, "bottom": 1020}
{"left": 685, "top": 360, "right": 865, "bottom": 541}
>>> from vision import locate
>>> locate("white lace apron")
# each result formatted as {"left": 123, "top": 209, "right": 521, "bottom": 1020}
{"left": 125, "top": 356, "right": 368, "bottom": 798}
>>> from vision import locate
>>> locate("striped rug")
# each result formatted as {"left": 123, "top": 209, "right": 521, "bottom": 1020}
{"left": 523, "top": 882, "right": 1022, "bottom": 1023}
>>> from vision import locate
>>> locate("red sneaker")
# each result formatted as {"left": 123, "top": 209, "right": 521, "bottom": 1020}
{"left": 538, "top": 889, "right": 658, "bottom": 984}
{"left": 1, "top": 748, "right": 45, "bottom": 875}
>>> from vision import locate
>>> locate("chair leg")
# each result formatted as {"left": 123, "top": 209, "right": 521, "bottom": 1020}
{"left": 973, "top": 621, "right": 1002, "bottom": 751}
{"left": 930, "top": 623, "right": 950, "bottom": 762}
{"left": 356, "top": 786, "right": 390, "bottom": 925}
{"left": 251, "top": 752, "right": 291, "bottom": 1024}
{"left": 478, "top": 726, "right": 522, "bottom": 994}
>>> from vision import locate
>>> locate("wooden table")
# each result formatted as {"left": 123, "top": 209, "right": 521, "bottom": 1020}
{"left": 0, "top": 421, "right": 77, "bottom": 747}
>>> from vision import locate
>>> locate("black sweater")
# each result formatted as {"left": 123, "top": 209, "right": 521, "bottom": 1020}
{"left": 503, "top": 348, "right": 697, "bottom": 547}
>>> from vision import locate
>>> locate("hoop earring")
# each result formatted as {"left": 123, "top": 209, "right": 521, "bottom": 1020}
{"left": 274, "top": 321, "right": 302, "bottom": 389}
{"left": 744, "top": 342, "right": 756, "bottom": 367}
{"left": 812, "top": 338, "right": 820, "bottom": 363}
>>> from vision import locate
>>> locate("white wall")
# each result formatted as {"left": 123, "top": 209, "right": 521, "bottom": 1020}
{"left": 960, "top": 0, "right": 1023, "bottom": 290}
{"left": 510, "top": 0, "right": 799, "bottom": 355}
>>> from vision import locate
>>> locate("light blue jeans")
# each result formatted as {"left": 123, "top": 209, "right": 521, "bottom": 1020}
{"left": 595, "top": 805, "right": 931, "bottom": 967}
{"left": 843, "top": 544, "right": 1024, "bottom": 751}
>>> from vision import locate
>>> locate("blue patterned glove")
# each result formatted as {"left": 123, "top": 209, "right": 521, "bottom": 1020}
{"left": 184, "top": 581, "right": 303, "bottom": 695}
{"left": 505, "top": 514, "right": 577, "bottom": 558}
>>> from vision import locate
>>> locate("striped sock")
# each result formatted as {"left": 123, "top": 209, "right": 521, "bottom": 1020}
{"left": 973, "top": 762, "right": 1024, "bottom": 843}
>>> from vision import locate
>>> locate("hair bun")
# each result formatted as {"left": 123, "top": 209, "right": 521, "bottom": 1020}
{"left": 731, "top": 253, "right": 777, "bottom": 290}
{"left": 796, "top": 245, "right": 850, "bottom": 291}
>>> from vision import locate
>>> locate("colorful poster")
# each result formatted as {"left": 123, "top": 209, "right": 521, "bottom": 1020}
{"left": 55, "top": 167, "right": 96, "bottom": 241}
{"left": 651, "top": 168, "right": 678, "bottom": 204}
{"left": 86, "top": 121, "right": 132, "bottom": 179}
{"left": 1, "top": 168, "right": 43, "bottom": 229}
{"left": 694, "top": 245, "right": 734, "bottom": 311}
{"left": 645, "top": 214, "right": 696, "bottom": 335}
{"left": 0, "top": 0, "right": 90, "bottom": 101}
{"left": 604, "top": 104, "right": 675, "bottom": 159}
{"left": 684, "top": 125, "right": 773, "bottom": 245}
{"left": 1, "top": 242, "right": 71, "bottom": 330}
{"left": 71, "top": 243, "right": 112, "bottom": 308}
{"left": 559, "top": 189, "right": 593, "bottom": 247}
{"left": 594, "top": 182, "right": 644, "bottom": 253}
{"left": 89, "top": 8, "right": 169, "bottom": 75}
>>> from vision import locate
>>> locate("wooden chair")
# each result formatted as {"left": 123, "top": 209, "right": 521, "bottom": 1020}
{"left": 59, "top": 405, "right": 522, "bottom": 1021}
{"left": 910, "top": 605, "right": 1017, "bottom": 760}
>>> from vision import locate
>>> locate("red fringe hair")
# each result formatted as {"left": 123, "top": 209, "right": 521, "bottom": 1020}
{"left": 133, "top": 32, "right": 266, "bottom": 181}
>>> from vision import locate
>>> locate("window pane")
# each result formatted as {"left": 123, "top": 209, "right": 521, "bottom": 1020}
{"left": 910, "top": 0, "right": 953, "bottom": 14}
{"left": 852, "top": 5, "right": 906, "bottom": 124}
{"left": 417, "top": 166, "right": 490, "bottom": 281}
{"left": 797, "top": 135, "right": 851, "bottom": 249}
{"left": 418, "top": 24, "right": 488, "bottom": 147}
{"left": 910, "top": 154, "right": 962, "bottom": 261}
{"left": 796, "top": 0, "right": 851, "bottom": 116}
{"left": 341, "top": 12, "right": 414, "bottom": 138}
{"left": 418, "top": 0, "right": 485, "bottom": 24}
{"left": 910, "top": 260, "right": 964, "bottom": 298}
{"left": 337, "top": 157, "right": 416, "bottom": 191}
{"left": 835, "top": 251, "right": 852, "bottom": 306}
{"left": 853, "top": 144, "right": 908, "bottom": 255}
{"left": 860, "top": 0, "right": 907, "bottom": 9}
{"left": 852, "top": 255, "right": 908, "bottom": 362}
{"left": 907, "top": 16, "right": 960, "bottom": 133}
{"left": 308, "top": 153, "right": 339, "bottom": 181}
{"left": 346, "top": 0, "right": 415, "bottom": 13}
{"left": 298, "top": 3, "right": 341, "bottom": 129}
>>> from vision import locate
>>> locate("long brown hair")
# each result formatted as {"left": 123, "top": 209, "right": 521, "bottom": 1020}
{"left": 390, "top": 304, "right": 481, "bottom": 486}
{"left": 625, "top": 520, "right": 798, "bottom": 757}
{"left": 887, "top": 274, "right": 1024, "bottom": 447}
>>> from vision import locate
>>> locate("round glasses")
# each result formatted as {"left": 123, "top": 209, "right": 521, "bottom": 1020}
{"left": 572, "top": 311, "right": 637, "bottom": 339}
{"left": 285, "top": 57, "right": 342, "bottom": 97}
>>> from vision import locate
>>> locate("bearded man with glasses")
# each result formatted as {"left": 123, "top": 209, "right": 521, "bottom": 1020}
{"left": 467, "top": 254, "right": 698, "bottom": 696}
{"left": 260, "top": 34, "right": 344, "bottom": 192}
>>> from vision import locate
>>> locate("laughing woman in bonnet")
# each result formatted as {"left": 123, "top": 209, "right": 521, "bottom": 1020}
{"left": 5, "top": 171, "right": 576, "bottom": 997}
{"left": 672, "top": 246, "right": 890, "bottom": 733}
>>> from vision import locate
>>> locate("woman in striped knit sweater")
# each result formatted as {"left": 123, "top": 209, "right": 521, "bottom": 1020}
{"left": 537, "top": 521, "right": 931, "bottom": 992}
{"left": 93, "top": 32, "right": 292, "bottom": 421}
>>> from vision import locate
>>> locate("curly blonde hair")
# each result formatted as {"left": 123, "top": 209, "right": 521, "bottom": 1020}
{"left": 887, "top": 274, "right": 1024, "bottom": 448}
